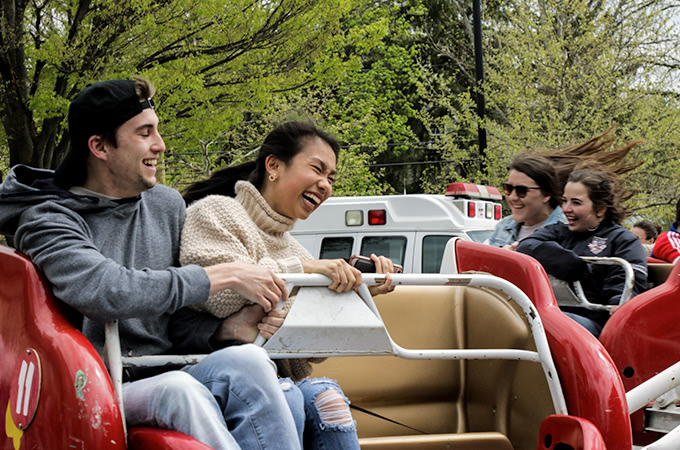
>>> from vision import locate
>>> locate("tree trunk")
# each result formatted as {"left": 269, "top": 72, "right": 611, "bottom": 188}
{"left": 3, "top": 94, "right": 35, "bottom": 167}
{"left": 0, "top": 0, "right": 38, "bottom": 168}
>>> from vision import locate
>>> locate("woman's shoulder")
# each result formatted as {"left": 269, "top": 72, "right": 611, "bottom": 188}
{"left": 543, "top": 221, "right": 569, "bottom": 231}
{"left": 532, "top": 221, "right": 569, "bottom": 239}
{"left": 185, "top": 194, "right": 250, "bottom": 226}
{"left": 606, "top": 222, "right": 638, "bottom": 241}
{"left": 187, "top": 194, "right": 241, "bottom": 214}
{"left": 547, "top": 206, "right": 568, "bottom": 225}
{"left": 487, "top": 215, "right": 518, "bottom": 246}
{"left": 595, "top": 223, "right": 645, "bottom": 259}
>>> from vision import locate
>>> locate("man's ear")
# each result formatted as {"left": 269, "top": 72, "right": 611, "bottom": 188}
{"left": 87, "top": 135, "right": 108, "bottom": 161}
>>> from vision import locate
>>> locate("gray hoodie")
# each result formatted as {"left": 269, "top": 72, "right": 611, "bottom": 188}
{"left": 0, "top": 165, "right": 214, "bottom": 355}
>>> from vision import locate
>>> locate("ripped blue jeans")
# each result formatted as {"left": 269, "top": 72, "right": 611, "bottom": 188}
{"left": 279, "top": 377, "right": 360, "bottom": 450}
{"left": 124, "top": 345, "right": 300, "bottom": 450}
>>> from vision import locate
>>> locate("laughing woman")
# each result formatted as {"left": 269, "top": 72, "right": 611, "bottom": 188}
{"left": 180, "top": 121, "right": 395, "bottom": 450}
{"left": 486, "top": 153, "right": 566, "bottom": 248}
{"left": 516, "top": 167, "right": 647, "bottom": 337}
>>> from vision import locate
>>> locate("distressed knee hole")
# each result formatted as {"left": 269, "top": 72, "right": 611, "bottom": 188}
{"left": 314, "top": 389, "right": 354, "bottom": 428}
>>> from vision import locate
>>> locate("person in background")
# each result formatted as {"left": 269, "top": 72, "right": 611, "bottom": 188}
{"left": 516, "top": 167, "right": 648, "bottom": 337}
{"left": 487, "top": 153, "right": 566, "bottom": 248}
{"left": 652, "top": 199, "right": 680, "bottom": 264}
{"left": 181, "top": 121, "right": 397, "bottom": 449}
{"left": 631, "top": 219, "right": 662, "bottom": 256}
{"left": 0, "top": 78, "right": 301, "bottom": 449}
{"left": 489, "top": 127, "right": 645, "bottom": 250}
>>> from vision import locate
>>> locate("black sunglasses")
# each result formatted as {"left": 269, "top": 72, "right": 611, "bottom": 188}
{"left": 501, "top": 182, "right": 542, "bottom": 198}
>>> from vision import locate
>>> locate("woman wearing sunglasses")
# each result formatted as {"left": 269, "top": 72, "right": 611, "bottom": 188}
{"left": 486, "top": 153, "right": 566, "bottom": 248}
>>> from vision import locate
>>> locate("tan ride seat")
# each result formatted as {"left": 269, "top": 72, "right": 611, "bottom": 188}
{"left": 648, "top": 263, "right": 675, "bottom": 287}
{"left": 359, "top": 432, "right": 513, "bottom": 449}
{"left": 312, "top": 285, "right": 554, "bottom": 450}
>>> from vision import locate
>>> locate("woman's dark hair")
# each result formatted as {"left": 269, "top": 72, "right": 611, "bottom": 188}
{"left": 528, "top": 127, "right": 645, "bottom": 213}
{"left": 633, "top": 220, "right": 662, "bottom": 241}
{"left": 184, "top": 121, "right": 340, "bottom": 204}
{"left": 510, "top": 153, "right": 561, "bottom": 209}
{"left": 541, "top": 126, "right": 644, "bottom": 187}
{"left": 567, "top": 166, "right": 630, "bottom": 224}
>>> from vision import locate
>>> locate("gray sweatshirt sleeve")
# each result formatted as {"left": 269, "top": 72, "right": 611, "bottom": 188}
{"left": 168, "top": 307, "right": 222, "bottom": 353}
{"left": 15, "top": 202, "right": 211, "bottom": 321}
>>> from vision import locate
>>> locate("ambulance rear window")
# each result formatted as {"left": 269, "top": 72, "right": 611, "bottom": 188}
{"left": 422, "top": 235, "right": 456, "bottom": 273}
{"left": 466, "top": 230, "right": 494, "bottom": 243}
{"left": 320, "top": 237, "right": 354, "bottom": 261}
{"left": 360, "top": 236, "right": 406, "bottom": 266}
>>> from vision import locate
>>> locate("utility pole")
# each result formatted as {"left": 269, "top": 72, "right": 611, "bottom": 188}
{"left": 472, "top": 0, "right": 487, "bottom": 176}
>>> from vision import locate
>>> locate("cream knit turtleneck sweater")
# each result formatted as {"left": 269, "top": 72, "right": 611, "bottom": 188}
{"left": 180, "top": 180, "right": 317, "bottom": 380}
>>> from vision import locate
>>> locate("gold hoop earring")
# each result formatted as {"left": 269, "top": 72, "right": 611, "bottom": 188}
{"left": 268, "top": 174, "right": 276, "bottom": 182}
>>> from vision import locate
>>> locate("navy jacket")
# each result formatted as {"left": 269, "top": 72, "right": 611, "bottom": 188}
{"left": 516, "top": 220, "right": 648, "bottom": 327}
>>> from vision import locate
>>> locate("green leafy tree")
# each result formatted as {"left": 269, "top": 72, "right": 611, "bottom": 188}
{"left": 0, "top": 0, "right": 350, "bottom": 178}
{"left": 173, "top": 0, "right": 429, "bottom": 195}
{"left": 252, "top": 0, "right": 454, "bottom": 195}
{"left": 424, "top": 0, "right": 680, "bottom": 221}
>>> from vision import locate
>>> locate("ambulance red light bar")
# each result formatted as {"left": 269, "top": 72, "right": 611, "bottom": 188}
{"left": 445, "top": 183, "right": 502, "bottom": 201}
{"left": 368, "top": 209, "right": 386, "bottom": 225}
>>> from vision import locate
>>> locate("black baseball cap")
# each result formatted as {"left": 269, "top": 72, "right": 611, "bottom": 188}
{"left": 54, "top": 79, "right": 155, "bottom": 188}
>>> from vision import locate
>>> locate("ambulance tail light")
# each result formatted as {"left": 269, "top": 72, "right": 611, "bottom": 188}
{"left": 467, "top": 202, "right": 476, "bottom": 217}
{"left": 368, "top": 209, "right": 386, "bottom": 225}
{"left": 494, "top": 204, "right": 502, "bottom": 220}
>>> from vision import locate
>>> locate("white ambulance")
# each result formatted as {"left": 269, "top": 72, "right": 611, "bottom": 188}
{"left": 291, "top": 183, "right": 503, "bottom": 273}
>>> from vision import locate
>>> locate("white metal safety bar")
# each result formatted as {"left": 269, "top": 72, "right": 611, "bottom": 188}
{"left": 627, "top": 361, "right": 680, "bottom": 414}
{"left": 552, "top": 256, "right": 636, "bottom": 311}
{"left": 627, "top": 361, "right": 680, "bottom": 449}
{"left": 625, "top": 360, "right": 680, "bottom": 449}
{"left": 105, "top": 320, "right": 126, "bottom": 437}
{"left": 579, "top": 256, "right": 636, "bottom": 305}
{"left": 260, "top": 273, "right": 567, "bottom": 415}
{"left": 640, "top": 424, "right": 680, "bottom": 450}
{"left": 105, "top": 272, "right": 568, "bottom": 427}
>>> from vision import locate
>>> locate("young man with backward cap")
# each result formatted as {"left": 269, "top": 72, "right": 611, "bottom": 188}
{"left": 0, "top": 77, "right": 301, "bottom": 449}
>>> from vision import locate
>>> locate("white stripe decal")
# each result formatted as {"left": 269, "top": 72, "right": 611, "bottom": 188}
{"left": 632, "top": 264, "right": 648, "bottom": 275}
{"left": 23, "top": 362, "right": 35, "bottom": 416}
{"left": 16, "top": 360, "right": 27, "bottom": 415}
{"left": 669, "top": 232, "right": 680, "bottom": 251}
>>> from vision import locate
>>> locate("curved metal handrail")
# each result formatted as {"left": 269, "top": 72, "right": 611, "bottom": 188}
{"left": 551, "top": 256, "right": 636, "bottom": 310}
{"left": 110, "top": 272, "right": 568, "bottom": 415}
{"left": 258, "top": 273, "right": 568, "bottom": 415}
